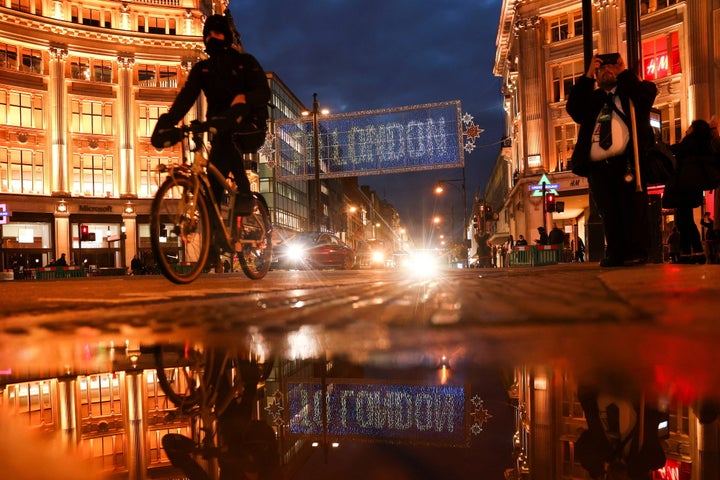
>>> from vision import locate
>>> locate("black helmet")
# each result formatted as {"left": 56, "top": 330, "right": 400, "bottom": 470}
{"left": 202, "top": 14, "right": 232, "bottom": 46}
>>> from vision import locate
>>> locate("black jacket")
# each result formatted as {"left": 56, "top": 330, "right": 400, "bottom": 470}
{"left": 166, "top": 47, "right": 271, "bottom": 129}
{"left": 566, "top": 70, "right": 657, "bottom": 177}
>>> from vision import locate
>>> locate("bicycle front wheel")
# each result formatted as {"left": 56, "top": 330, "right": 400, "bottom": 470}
{"left": 237, "top": 194, "right": 272, "bottom": 280}
{"left": 151, "top": 175, "right": 211, "bottom": 284}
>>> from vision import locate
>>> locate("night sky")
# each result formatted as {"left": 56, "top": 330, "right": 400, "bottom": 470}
{"left": 230, "top": 0, "right": 505, "bottom": 243}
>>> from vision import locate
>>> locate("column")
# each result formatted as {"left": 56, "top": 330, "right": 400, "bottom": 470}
{"left": 514, "top": 15, "right": 546, "bottom": 171}
{"left": 49, "top": 44, "right": 69, "bottom": 196}
{"left": 594, "top": 0, "right": 620, "bottom": 55}
{"left": 57, "top": 377, "right": 79, "bottom": 447}
{"left": 54, "top": 207, "right": 70, "bottom": 261}
{"left": 686, "top": 0, "right": 712, "bottom": 122}
{"left": 122, "top": 204, "right": 137, "bottom": 270}
{"left": 124, "top": 370, "right": 147, "bottom": 480}
{"left": 117, "top": 54, "right": 136, "bottom": 198}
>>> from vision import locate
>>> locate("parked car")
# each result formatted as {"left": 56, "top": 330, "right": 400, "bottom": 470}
{"left": 272, "top": 232, "right": 355, "bottom": 270}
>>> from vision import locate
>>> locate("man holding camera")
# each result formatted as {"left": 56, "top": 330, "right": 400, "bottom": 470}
{"left": 567, "top": 53, "right": 657, "bottom": 267}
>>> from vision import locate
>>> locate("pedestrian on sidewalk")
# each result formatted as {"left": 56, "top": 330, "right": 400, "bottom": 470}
{"left": 566, "top": 53, "right": 657, "bottom": 267}
{"left": 701, "top": 212, "right": 717, "bottom": 263}
{"left": 666, "top": 226, "right": 681, "bottom": 263}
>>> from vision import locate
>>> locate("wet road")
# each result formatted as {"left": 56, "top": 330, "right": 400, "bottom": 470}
{"left": 3, "top": 263, "right": 720, "bottom": 395}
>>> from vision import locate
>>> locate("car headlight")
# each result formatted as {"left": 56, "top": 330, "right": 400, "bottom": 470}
{"left": 287, "top": 244, "right": 306, "bottom": 261}
{"left": 371, "top": 250, "right": 385, "bottom": 263}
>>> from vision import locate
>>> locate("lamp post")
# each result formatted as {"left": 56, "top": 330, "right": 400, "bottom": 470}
{"left": 302, "top": 93, "right": 329, "bottom": 232}
{"left": 434, "top": 176, "right": 467, "bottom": 266}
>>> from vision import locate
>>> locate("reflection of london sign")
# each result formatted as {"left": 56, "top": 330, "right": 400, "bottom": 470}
{"left": 287, "top": 381, "right": 470, "bottom": 446}
{"left": 275, "top": 101, "right": 464, "bottom": 181}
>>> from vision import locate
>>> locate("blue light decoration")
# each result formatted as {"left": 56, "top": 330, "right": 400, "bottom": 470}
{"left": 287, "top": 381, "right": 469, "bottom": 446}
{"left": 274, "top": 101, "right": 464, "bottom": 181}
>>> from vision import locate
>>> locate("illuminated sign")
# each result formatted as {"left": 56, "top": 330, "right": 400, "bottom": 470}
{"left": 531, "top": 174, "right": 560, "bottom": 197}
{"left": 287, "top": 381, "right": 468, "bottom": 445}
{"left": 0, "top": 203, "right": 8, "bottom": 224}
{"left": 275, "top": 101, "right": 464, "bottom": 180}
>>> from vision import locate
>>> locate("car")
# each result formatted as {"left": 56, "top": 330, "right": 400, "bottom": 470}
{"left": 272, "top": 232, "right": 355, "bottom": 270}
{"left": 355, "top": 239, "right": 392, "bottom": 268}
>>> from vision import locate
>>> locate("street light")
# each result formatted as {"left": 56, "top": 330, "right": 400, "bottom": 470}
{"left": 434, "top": 177, "right": 467, "bottom": 266}
{"left": 302, "top": 93, "right": 330, "bottom": 232}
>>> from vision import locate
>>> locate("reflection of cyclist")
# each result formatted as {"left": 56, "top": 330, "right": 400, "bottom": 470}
{"left": 151, "top": 13, "right": 271, "bottom": 216}
{"left": 162, "top": 360, "right": 279, "bottom": 480}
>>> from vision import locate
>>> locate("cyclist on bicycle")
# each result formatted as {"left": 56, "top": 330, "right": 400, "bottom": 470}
{"left": 151, "top": 13, "right": 271, "bottom": 216}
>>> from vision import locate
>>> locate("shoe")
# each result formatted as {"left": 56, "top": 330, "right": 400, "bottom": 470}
{"left": 600, "top": 257, "right": 624, "bottom": 267}
{"left": 623, "top": 257, "right": 647, "bottom": 267}
{"left": 235, "top": 193, "right": 255, "bottom": 216}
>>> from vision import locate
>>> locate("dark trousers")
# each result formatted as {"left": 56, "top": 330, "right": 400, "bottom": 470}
{"left": 675, "top": 206, "right": 703, "bottom": 255}
{"left": 209, "top": 132, "right": 251, "bottom": 206}
{"left": 588, "top": 156, "right": 650, "bottom": 262}
{"left": 162, "top": 434, "right": 208, "bottom": 480}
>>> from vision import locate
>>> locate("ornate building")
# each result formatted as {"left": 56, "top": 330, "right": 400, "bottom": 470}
{"left": 494, "top": 1, "right": 719, "bottom": 478}
{"left": 491, "top": 0, "right": 717, "bottom": 261}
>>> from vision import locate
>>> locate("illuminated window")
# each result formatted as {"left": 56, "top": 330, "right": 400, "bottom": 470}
{"left": 551, "top": 59, "right": 584, "bottom": 102}
{"left": 0, "top": 148, "right": 45, "bottom": 193}
{"left": 72, "top": 153, "right": 114, "bottom": 197}
{"left": 81, "top": 434, "right": 126, "bottom": 471}
{"left": 71, "top": 99, "right": 113, "bottom": 134}
{"left": 548, "top": 10, "right": 583, "bottom": 43}
{"left": 138, "top": 105, "right": 165, "bottom": 137}
{"left": 10, "top": 0, "right": 31, "bottom": 13}
{"left": 0, "top": 90, "right": 44, "bottom": 128}
{"left": 79, "top": 374, "right": 122, "bottom": 418}
{"left": 70, "top": 56, "right": 91, "bottom": 80}
{"left": 139, "top": 155, "right": 175, "bottom": 198}
{"left": 147, "top": 17, "right": 166, "bottom": 34}
{"left": 82, "top": 7, "right": 101, "bottom": 26}
{"left": 137, "top": 64, "right": 156, "bottom": 87}
{"left": 137, "top": 65, "right": 179, "bottom": 88}
{"left": 93, "top": 60, "right": 112, "bottom": 83}
{"left": 642, "top": 31, "right": 680, "bottom": 81}
{"left": 158, "top": 65, "right": 178, "bottom": 88}
{"left": 3, "top": 381, "right": 54, "bottom": 426}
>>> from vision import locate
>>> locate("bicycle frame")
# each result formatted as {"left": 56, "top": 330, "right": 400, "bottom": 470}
{"left": 159, "top": 130, "right": 238, "bottom": 254}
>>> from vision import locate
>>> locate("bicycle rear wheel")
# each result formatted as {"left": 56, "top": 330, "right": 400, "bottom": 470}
{"left": 237, "top": 194, "right": 272, "bottom": 280}
{"left": 151, "top": 175, "right": 211, "bottom": 284}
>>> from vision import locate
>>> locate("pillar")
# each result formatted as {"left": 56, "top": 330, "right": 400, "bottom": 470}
{"left": 57, "top": 377, "right": 79, "bottom": 446}
{"left": 117, "top": 54, "right": 136, "bottom": 198}
{"left": 49, "top": 44, "right": 69, "bottom": 196}
{"left": 595, "top": 0, "right": 620, "bottom": 55}
{"left": 124, "top": 370, "right": 147, "bottom": 480}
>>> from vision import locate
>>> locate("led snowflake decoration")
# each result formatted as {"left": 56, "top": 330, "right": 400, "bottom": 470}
{"left": 264, "top": 390, "right": 285, "bottom": 426}
{"left": 257, "top": 132, "right": 276, "bottom": 160}
{"left": 469, "top": 395, "right": 492, "bottom": 435}
{"left": 462, "top": 113, "right": 485, "bottom": 154}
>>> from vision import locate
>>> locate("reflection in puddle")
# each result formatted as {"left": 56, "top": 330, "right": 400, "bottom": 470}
{"left": 0, "top": 332, "right": 713, "bottom": 479}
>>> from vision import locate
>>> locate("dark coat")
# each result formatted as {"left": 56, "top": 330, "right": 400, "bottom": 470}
{"left": 566, "top": 70, "right": 658, "bottom": 177}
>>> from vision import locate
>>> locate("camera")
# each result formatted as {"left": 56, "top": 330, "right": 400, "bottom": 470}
{"left": 598, "top": 53, "right": 620, "bottom": 65}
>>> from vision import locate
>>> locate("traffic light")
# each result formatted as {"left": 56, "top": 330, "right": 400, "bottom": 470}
{"left": 80, "top": 225, "right": 95, "bottom": 242}
{"left": 546, "top": 193, "right": 556, "bottom": 213}
{"left": 472, "top": 215, "right": 478, "bottom": 229}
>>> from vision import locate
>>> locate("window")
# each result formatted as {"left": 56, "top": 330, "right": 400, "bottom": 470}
{"left": 78, "top": 374, "right": 122, "bottom": 418}
{"left": 0, "top": 148, "right": 44, "bottom": 193}
{"left": 3, "top": 381, "right": 54, "bottom": 426}
{"left": 641, "top": 0, "right": 681, "bottom": 15}
{"left": 137, "top": 105, "right": 165, "bottom": 137}
{"left": 70, "top": 56, "right": 91, "bottom": 80}
{"left": 71, "top": 99, "right": 113, "bottom": 134}
{"left": 551, "top": 60, "right": 584, "bottom": 102}
{"left": 147, "top": 17, "right": 166, "bottom": 34}
{"left": 139, "top": 155, "right": 176, "bottom": 198}
{"left": 72, "top": 153, "right": 114, "bottom": 197}
{"left": 82, "top": 7, "right": 101, "bottom": 27}
{"left": 70, "top": 57, "right": 113, "bottom": 83}
{"left": 0, "top": 43, "right": 18, "bottom": 70}
{"left": 10, "top": 0, "right": 32, "bottom": 13}
{"left": 554, "top": 123, "right": 579, "bottom": 172}
{"left": 642, "top": 31, "right": 680, "bottom": 81}
{"left": 657, "top": 101, "right": 682, "bottom": 145}
{"left": 548, "top": 10, "right": 583, "bottom": 43}
{"left": 93, "top": 60, "right": 112, "bottom": 83}
{"left": 0, "top": 90, "right": 44, "bottom": 128}
{"left": 137, "top": 65, "right": 178, "bottom": 88}
{"left": 20, "top": 48, "right": 42, "bottom": 74}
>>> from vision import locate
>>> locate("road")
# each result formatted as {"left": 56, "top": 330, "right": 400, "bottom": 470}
{"left": 2, "top": 263, "right": 720, "bottom": 395}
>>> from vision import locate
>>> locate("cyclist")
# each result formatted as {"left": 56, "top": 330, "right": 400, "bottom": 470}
{"left": 151, "top": 13, "right": 271, "bottom": 216}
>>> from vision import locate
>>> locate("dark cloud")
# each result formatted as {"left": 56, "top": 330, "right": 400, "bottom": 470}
{"left": 232, "top": 0, "right": 504, "bottom": 242}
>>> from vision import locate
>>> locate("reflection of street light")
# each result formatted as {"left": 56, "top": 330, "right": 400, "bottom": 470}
{"left": 302, "top": 93, "right": 330, "bottom": 232}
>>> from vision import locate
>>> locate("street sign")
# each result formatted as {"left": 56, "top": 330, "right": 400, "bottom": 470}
{"left": 529, "top": 184, "right": 560, "bottom": 191}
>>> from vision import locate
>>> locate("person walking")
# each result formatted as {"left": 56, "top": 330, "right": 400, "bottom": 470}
{"left": 669, "top": 120, "right": 715, "bottom": 264}
{"left": 701, "top": 212, "right": 717, "bottom": 263}
{"left": 576, "top": 237, "right": 586, "bottom": 262}
{"left": 566, "top": 53, "right": 657, "bottom": 267}
{"left": 666, "top": 226, "right": 681, "bottom": 263}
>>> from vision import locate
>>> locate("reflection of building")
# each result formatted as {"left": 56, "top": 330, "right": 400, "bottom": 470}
{"left": 491, "top": 0, "right": 718, "bottom": 259}
{"left": 505, "top": 365, "right": 704, "bottom": 480}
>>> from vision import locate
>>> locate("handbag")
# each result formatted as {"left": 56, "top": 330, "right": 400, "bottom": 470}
{"left": 676, "top": 154, "right": 720, "bottom": 191}
{"left": 642, "top": 141, "right": 676, "bottom": 186}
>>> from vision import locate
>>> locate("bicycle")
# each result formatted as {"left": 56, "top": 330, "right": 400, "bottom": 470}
{"left": 152, "top": 343, "right": 276, "bottom": 480}
{"left": 150, "top": 120, "right": 272, "bottom": 284}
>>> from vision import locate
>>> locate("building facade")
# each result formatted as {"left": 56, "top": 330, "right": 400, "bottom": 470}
{"left": 491, "top": 0, "right": 718, "bottom": 260}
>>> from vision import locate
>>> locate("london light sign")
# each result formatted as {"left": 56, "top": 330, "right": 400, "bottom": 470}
{"left": 274, "top": 101, "right": 464, "bottom": 180}
{"left": 287, "top": 381, "right": 469, "bottom": 446}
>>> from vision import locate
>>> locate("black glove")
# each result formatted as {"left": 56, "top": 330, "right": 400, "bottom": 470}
{"left": 207, "top": 103, "right": 251, "bottom": 135}
{"left": 151, "top": 113, "right": 183, "bottom": 149}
